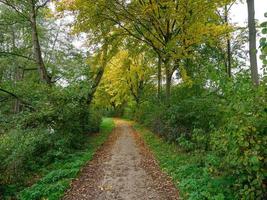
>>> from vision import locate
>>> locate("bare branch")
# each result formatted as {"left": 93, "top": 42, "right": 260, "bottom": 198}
{"left": 36, "top": 0, "right": 50, "bottom": 11}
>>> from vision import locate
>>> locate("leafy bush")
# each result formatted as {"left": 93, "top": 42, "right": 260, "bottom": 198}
{"left": 210, "top": 77, "right": 267, "bottom": 199}
{"left": 0, "top": 83, "right": 103, "bottom": 197}
{"left": 131, "top": 76, "right": 267, "bottom": 198}
{"left": 133, "top": 84, "right": 223, "bottom": 147}
{"left": 134, "top": 124, "right": 235, "bottom": 200}
{"left": 0, "top": 118, "right": 114, "bottom": 199}
{"left": 14, "top": 84, "right": 102, "bottom": 135}
{"left": 0, "top": 128, "right": 53, "bottom": 184}
{"left": 18, "top": 118, "right": 114, "bottom": 200}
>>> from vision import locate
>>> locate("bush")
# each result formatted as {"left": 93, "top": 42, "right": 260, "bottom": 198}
{"left": 133, "top": 84, "right": 223, "bottom": 147}
{"left": 210, "top": 77, "right": 267, "bottom": 199}
{"left": 0, "top": 84, "right": 103, "bottom": 193}
{"left": 131, "top": 76, "right": 267, "bottom": 198}
{"left": 0, "top": 128, "right": 53, "bottom": 184}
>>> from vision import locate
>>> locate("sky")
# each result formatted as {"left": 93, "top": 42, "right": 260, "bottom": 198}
{"left": 231, "top": 0, "right": 267, "bottom": 25}
{"left": 231, "top": 0, "right": 267, "bottom": 71}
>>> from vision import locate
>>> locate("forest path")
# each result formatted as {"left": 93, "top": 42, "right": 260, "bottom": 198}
{"left": 63, "top": 119, "right": 179, "bottom": 200}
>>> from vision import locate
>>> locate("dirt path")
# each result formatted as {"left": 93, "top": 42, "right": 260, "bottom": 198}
{"left": 63, "top": 119, "right": 179, "bottom": 200}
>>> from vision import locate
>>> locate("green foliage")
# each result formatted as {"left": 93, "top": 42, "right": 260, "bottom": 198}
{"left": 210, "top": 77, "right": 267, "bottom": 199}
{"left": 131, "top": 84, "right": 223, "bottom": 147}
{"left": 1, "top": 1, "right": 266, "bottom": 199}
{"left": 134, "top": 124, "right": 235, "bottom": 200}
{"left": 0, "top": 128, "right": 54, "bottom": 184}
{"left": 131, "top": 75, "right": 267, "bottom": 198}
{"left": 260, "top": 12, "right": 267, "bottom": 73}
{"left": 1, "top": 118, "right": 114, "bottom": 199}
{"left": 0, "top": 83, "right": 103, "bottom": 187}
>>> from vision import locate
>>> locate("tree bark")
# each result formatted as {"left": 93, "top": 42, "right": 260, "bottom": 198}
{"left": 86, "top": 45, "right": 108, "bottom": 105}
{"left": 224, "top": 5, "right": 232, "bottom": 77}
{"left": 164, "top": 59, "right": 171, "bottom": 102}
{"left": 30, "top": 1, "right": 51, "bottom": 84}
{"left": 247, "top": 0, "right": 259, "bottom": 85}
{"left": 11, "top": 26, "right": 21, "bottom": 113}
{"left": 166, "top": 73, "right": 171, "bottom": 101}
{"left": 157, "top": 53, "right": 162, "bottom": 100}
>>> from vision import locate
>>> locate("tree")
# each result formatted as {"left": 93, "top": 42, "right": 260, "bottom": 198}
{"left": 94, "top": 50, "right": 152, "bottom": 108}
{"left": 59, "top": 0, "right": 230, "bottom": 100}
{"left": 0, "top": 0, "right": 51, "bottom": 84}
{"left": 247, "top": 0, "right": 259, "bottom": 85}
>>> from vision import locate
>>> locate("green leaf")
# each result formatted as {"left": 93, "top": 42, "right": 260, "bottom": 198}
{"left": 262, "top": 28, "right": 267, "bottom": 34}
{"left": 259, "top": 55, "right": 266, "bottom": 60}
{"left": 259, "top": 38, "right": 266, "bottom": 46}
{"left": 250, "top": 156, "right": 259, "bottom": 165}
{"left": 260, "top": 22, "right": 267, "bottom": 28}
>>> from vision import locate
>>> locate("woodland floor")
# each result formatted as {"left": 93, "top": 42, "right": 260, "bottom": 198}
{"left": 63, "top": 119, "right": 179, "bottom": 200}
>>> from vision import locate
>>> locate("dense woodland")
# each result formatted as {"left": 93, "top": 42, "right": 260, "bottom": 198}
{"left": 0, "top": 0, "right": 266, "bottom": 199}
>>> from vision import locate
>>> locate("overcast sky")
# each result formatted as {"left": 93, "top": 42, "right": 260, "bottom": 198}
{"left": 231, "top": 0, "right": 267, "bottom": 25}
{"left": 231, "top": 0, "right": 267, "bottom": 71}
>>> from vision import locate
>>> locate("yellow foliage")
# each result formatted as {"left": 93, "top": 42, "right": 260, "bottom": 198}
{"left": 94, "top": 50, "right": 151, "bottom": 107}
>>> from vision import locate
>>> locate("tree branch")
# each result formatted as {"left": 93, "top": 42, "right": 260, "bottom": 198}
{"left": 0, "top": 0, "right": 29, "bottom": 19}
{"left": 36, "top": 0, "right": 50, "bottom": 11}
{"left": 0, "top": 88, "right": 34, "bottom": 110}
{"left": 0, "top": 51, "right": 35, "bottom": 61}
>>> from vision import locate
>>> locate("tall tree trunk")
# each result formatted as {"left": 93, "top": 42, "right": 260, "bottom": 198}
{"left": 225, "top": 5, "right": 232, "bottom": 77}
{"left": 11, "top": 26, "right": 21, "bottom": 113}
{"left": 164, "top": 59, "right": 171, "bottom": 102}
{"left": 166, "top": 73, "right": 171, "bottom": 101}
{"left": 157, "top": 53, "right": 162, "bottom": 100}
{"left": 247, "top": 0, "right": 259, "bottom": 85}
{"left": 30, "top": 1, "right": 51, "bottom": 84}
{"left": 13, "top": 66, "right": 22, "bottom": 113}
{"left": 86, "top": 45, "right": 108, "bottom": 105}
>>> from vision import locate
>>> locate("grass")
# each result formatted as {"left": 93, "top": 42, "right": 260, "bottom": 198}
{"left": 133, "top": 123, "right": 235, "bottom": 200}
{"left": 7, "top": 118, "right": 115, "bottom": 200}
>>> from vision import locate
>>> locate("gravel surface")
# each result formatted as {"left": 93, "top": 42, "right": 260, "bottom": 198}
{"left": 63, "top": 119, "right": 179, "bottom": 200}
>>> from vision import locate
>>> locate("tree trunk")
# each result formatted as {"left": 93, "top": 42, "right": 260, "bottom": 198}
{"left": 157, "top": 54, "right": 162, "bottom": 100}
{"left": 86, "top": 67, "right": 105, "bottom": 105}
{"left": 247, "top": 0, "right": 259, "bottom": 85}
{"left": 86, "top": 45, "right": 108, "bottom": 105}
{"left": 164, "top": 59, "right": 172, "bottom": 102}
{"left": 11, "top": 26, "right": 21, "bottom": 113}
{"left": 166, "top": 73, "right": 171, "bottom": 101}
{"left": 30, "top": 1, "right": 51, "bottom": 84}
{"left": 224, "top": 5, "right": 232, "bottom": 77}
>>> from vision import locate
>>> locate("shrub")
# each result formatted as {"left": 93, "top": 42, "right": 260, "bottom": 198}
{"left": 211, "top": 77, "right": 267, "bottom": 199}
{"left": 132, "top": 76, "right": 267, "bottom": 198}
{"left": 0, "top": 84, "right": 102, "bottom": 189}
{"left": 0, "top": 128, "right": 53, "bottom": 184}
{"left": 133, "top": 84, "right": 223, "bottom": 148}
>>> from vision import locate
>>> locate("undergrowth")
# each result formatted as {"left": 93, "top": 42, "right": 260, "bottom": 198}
{"left": 134, "top": 124, "right": 235, "bottom": 200}
{"left": 2, "top": 118, "right": 114, "bottom": 200}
